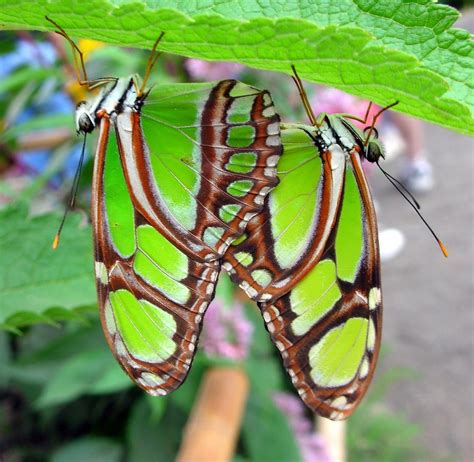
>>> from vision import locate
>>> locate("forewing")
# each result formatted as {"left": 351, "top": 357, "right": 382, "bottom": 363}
{"left": 223, "top": 126, "right": 343, "bottom": 301}
{"left": 136, "top": 80, "right": 281, "bottom": 260}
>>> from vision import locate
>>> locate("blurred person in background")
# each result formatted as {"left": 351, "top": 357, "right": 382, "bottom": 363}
{"left": 391, "top": 113, "right": 434, "bottom": 193}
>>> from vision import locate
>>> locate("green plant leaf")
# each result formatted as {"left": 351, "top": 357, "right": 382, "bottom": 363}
{"left": 242, "top": 392, "right": 302, "bottom": 462}
{"left": 245, "top": 357, "right": 284, "bottom": 398}
{"left": 0, "top": 331, "right": 11, "bottom": 386}
{"left": 3, "top": 323, "right": 104, "bottom": 386}
{"left": 0, "top": 205, "right": 96, "bottom": 330}
{"left": 0, "top": 0, "right": 472, "bottom": 134}
{"left": 36, "top": 347, "right": 131, "bottom": 408}
{"left": 347, "top": 365, "right": 427, "bottom": 462}
{"left": 51, "top": 437, "right": 123, "bottom": 462}
{"left": 127, "top": 398, "right": 180, "bottom": 462}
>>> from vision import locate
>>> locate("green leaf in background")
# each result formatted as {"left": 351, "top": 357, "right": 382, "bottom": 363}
{"left": 1, "top": 113, "right": 73, "bottom": 144}
{"left": 51, "top": 437, "right": 123, "bottom": 462}
{"left": 127, "top": 399, "right": 186, "bottom": 462}
{"left": 348, "top": 409, "right": 423, "bottom": 462}
{"left": 245, "top": 357, "right": 284, "bottom": 398}
{"left": 347, "top": 365, "right": 427, "bottom": 461}
{"left": 242, "top": 393, "right": 302, "bottom": 462}
{"left": 0, "top": 205, "right": 96, "bottom": 330}
{"left": 0, "top": 0, "right": 472, "bottom": 134}
{"left": 36, "top": 347, "right": 132, "bottom": 408}
{"left": 145, "top": 393, "right": 167, "bottom": 422}
{"left": 0, "top": 331, "right": 11, "bottom": 386}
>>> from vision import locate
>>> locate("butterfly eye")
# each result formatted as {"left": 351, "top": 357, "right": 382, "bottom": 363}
{"left": 366, "top": 139, "right": 384, "bottom": 163}
{"left": 75, "top": 103, "right": 95, "bottom": 134}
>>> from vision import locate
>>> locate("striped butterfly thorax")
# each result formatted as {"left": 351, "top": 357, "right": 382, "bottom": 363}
{"left": 223, "top": 112, "right": 383, "bottom": 420}
{"left": 77, "top": 77, "right": 281, "bottom": 395}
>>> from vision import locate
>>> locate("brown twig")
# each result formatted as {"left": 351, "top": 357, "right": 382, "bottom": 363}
{"left": 177, "top": 367, "right": 249, "bottom": 462}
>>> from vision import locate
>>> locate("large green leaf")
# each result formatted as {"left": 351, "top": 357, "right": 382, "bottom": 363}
{"left": 0, "top": 205, "right": 96, "bottom": 330}
{"left": 0, "top": 0, "right": 472, "bottom": 134}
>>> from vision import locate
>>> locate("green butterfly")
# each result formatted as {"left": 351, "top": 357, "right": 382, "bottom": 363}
{"left": 49, "top": 18, "right": 281, "bottom": 395}
{"left": 223, "top": 68, "right": 390, "bottom": 420}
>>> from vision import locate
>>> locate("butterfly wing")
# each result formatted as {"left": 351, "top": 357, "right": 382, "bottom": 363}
{"left": 224, "top": 124, "right": 382, "bottom": 419}
{"left": 92, "top": 81, "right": 281, "bottom": 395}
{"left": 139, "top": 81, "right": 280, "bottom": 259}
{"left": 224, "top": 125, "right": 344, "bottom": 301}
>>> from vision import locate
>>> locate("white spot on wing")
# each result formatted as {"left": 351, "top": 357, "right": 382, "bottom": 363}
{"left": 263, "top": 93, "right": 273, "bottom": 107}
{"left": 368, "top": 287, "right": 381, "bottom": 310}
{"left": 266, "top": 135, "right": 280, "bottom": 147}
{"left": 359, "top": 356, "right": 370, "bottom": 379}
{"left": 95, "top": 261, "right": 109, "bottom": 285}
{"left": 267, "top": 121, "right": 280, "bottom": 135}
{"left": 331, "top": 396, "right": 348, "bottom": 410}
{"left": 262, "top": 106, "right": 276, "bottom": 118}
{"left": 266, "top": 154, "right": 279, "bottom": 167}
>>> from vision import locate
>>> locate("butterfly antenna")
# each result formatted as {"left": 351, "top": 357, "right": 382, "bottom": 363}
{"left": 291, "top": 65, "right": 319, "bottom": 127}
{"left": 45, "top": 16, "right": 90, "bottom": 86}
{"left": 362, "top": 101, "right": 373, "bottom": 125}
{"left": 376, "top": 162, "right": 448, "bottom": 257}
{"left": 52, "top": 134, "right": 87, "bottom": 249}
{"left": 364, "top": 101, "right": 399, "bottom": 146}
{"left": 138, "top": 32, "right": 165, "bottom": 97}
{"left": 377, "top": 162, "right": 420, "bottom": 209}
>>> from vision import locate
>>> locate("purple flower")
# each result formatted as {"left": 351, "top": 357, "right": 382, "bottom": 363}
{"left": 185, "top": 59, "right": 245, "bottom": 81}
{"left": 201, "top": 298, "right": 253, "bottom": 361}
{"left": 273, "top": 392, "right": 332, "bottom": 462}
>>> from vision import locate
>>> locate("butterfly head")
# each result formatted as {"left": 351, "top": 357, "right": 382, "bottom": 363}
{"left": 362, "top": 126, "right": 385, "bottom": 164}
{"left": 75, "top": 101, "right": 96, "bottom": 134}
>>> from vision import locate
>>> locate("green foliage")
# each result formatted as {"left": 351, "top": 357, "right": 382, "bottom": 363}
{"left": 127, "top": 398, "right": 182, "bottom": 462}
{"left": 0, "top": 205, "right": 96, "bottom": 330}
{"left": 36, "top": 347, "right": 131, "bottom": 408}
{"left": 347, "top": 370, "right": 428, "bottom": 462}
{"left": 348, "top": 409, "right": 424, "bottom": 462}
{"left": 51, "top": 437, "right": 123, "bottom": 462}
{"left": 242, "top": 393, "right": 302, "bottom": 462}
{"left": 0, "top": 0, "right": 472, "bottom": 134}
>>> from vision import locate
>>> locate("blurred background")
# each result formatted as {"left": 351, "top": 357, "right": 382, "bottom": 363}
{"left": 0, "top": 3, "right": 472, "bottom": 461}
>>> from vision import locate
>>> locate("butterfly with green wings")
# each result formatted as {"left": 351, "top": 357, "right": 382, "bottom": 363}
{"left": 48, "top": 18, "right": 282, "bottom": 396}
{"left": 223, "top": 67, "right": 403, "bottom": 420}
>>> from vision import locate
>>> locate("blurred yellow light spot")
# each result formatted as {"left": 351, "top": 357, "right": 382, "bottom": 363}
{"left": 78, "top": 39, "right": 105, "bottom": 61}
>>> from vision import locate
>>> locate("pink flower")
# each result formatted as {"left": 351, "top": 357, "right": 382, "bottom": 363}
{"left": 312, "top": 88, "right": 381, "bottom": 129}
{"left": 185, "top": 59, "right": 245, "bottom": 81}
{"left": 201, "top": 298, "right": 253, "bottom": 361}
{"left": 273, "top": 392, "right": 332, "bottom": 462}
